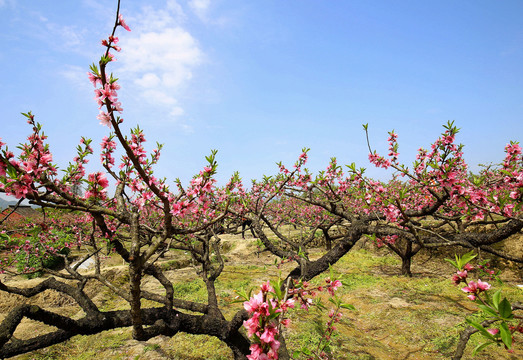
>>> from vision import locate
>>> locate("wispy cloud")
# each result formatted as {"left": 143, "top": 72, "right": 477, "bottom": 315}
{"left": 24, "top": 11, "right": 92, "bottom": 56}
{"left": 189, "top": 0, "right": 210, "bottom": 22}
{"left": 44, "top": 22, "right": 85, "bottom": 48}
{"left": 60, "top": 64, "right": 93, "bottom": 96}
{"left": 188, "top": 0, "right": 232, "bottom": 26}
{"left": 0, "top": 0, "right": 16, "bottom": 9}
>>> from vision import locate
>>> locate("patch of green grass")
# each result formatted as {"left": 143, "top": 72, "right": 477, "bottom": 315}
{"left": 336, "top": 249, "right": 402, "bottom": 271}
{"left": 339, "top": 273, "right": 382, "bottom": 291}
{"left": 284, "top": 309, "right": 330, "bottom": 356}
{"left": 143, "top": 343, "right": 161, "bottom": 352}
{"left": 23, "top": 330, "right": 131, "bottom": 360}
{"left": 378, "top": 275, "right": 455, "bottom": 303}
{"left": 159, "top": 258, "right": 191, "bottom": 271}
{"left": 166, "top": 333, "right": 233, "bottom": 360}
{"left": 430, "top": 333, "right": 457, "bottom": 355}
{"left": 286, "top": 306, "right": 391, "bottom": 360}
{"left": 172, "top": 279, "right": 207, "bottom": 302}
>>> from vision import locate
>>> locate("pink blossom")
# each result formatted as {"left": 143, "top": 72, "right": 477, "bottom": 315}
{"left": 260, "top": 281, "right": 274, "bottom": 293}
{"left": 246, "top": 344, "right": 268, "bottom": 360}
{"left": 463, "top": 263, "right": 474, "bottom": 271}
{"left": 476, "top": 279, "right": 491, "bottom": 291}
{"left": 259, "top": 325, "right": 278, "bottom": 344}
{"left": 461, "top": 279, "right": 491, "bottom": 300}
{"left": 244, "top": 291, "right": 264, "bottom": 313}
{"left": 487, "top": 328, "right": 499, "bottom": 335}
{"left": 327, "top": 279, "right": 342, "bottom": 296}
{"left": 118, "top": 14, "right": 131, "bottom": 31}
{"left": 243, "top": 315, "right": 260, "bottom": 337}
{"left": 462, "top": 281, "right": 478, "bottom": 294}
{"left": 280, "top": 298, "right": 295, "bottom": 311}
{"left": 452, "top": 270, "right": 468, "bottom": 285}
{"left": 97, "top": 111, "right": 112, "bottom": 127}
{"left": 87, "top": 72, "right": 101, "bottom": 87}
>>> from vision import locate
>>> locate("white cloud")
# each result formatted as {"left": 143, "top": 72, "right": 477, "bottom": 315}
{"left": 136, "top": 73, "right": 161, "bottom": 88}
{"left": 142, "top": 89, "right": 177, "bottom": 106}
{"left": 189, "top": 0, "right": 210, "bottom": 21}
{"left": 133, "top": 2, "right": 186, "bottom": 32}
{"left": 118, "top": 4, "right": 204, "bottom": 126}
{"left": 170, "top": 106, "right": 184, "bottom": 117}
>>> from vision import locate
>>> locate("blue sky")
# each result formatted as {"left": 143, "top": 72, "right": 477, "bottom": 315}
{"left": 1, "top": 0, "right": 522, "bottom": 197}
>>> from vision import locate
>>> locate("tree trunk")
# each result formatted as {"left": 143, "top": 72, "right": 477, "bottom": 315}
{"left": 322, "top": 228, "right": 332, "bottom": 251}
{"left": 129, "top": 261, "right": 144, "bottom": 339}
{"left": 401, "top": 256, "right": 412, "bottom": 277}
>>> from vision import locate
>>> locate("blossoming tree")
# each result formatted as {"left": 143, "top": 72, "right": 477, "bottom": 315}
{"left": 247, "top": 122, "right": 523, "bottom": 275}
{"left": 0, "top": 1, "right": 522, "bottom": 359}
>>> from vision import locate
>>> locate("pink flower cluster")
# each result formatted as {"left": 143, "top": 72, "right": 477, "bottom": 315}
{"left": 100, "top": 136, "right": 117, "bottom": 168}
{"left": 368, "top": 152, "right": 391, "bottom": 169}
{"left": 170, "top": 167, "right": 217, "bottom": 219}
{"left": 387, "top": 131, "right": 399, "bottom": 164}
{"left": 84, "top": 172, "right": 109, "bottom": 200}
{"left": 88, "top": 14, "right": 131, "bottom": 128}
{"left": 461, "top": 279, "right": 491, "bottom": 301}
{"left": 374, "top": 234, "right": 398, "bottom": 248}
{"left": 243, "top": 282, "right": 294, "bottom": 360}
{"left": 242, "top": 276, "right": 345, "bottom": 359}
{"left": 451, "top": 262, "right": 492, "bottom": 301}
{"left": 0, "top": 118, "right": 57, "bottom": 199}
{"left": 323, "top": 277, "right": 342, "bottom": 296}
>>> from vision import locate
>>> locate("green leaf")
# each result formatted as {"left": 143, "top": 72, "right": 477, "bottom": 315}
{"left": 465, "top": 319, "right": 495, "bottom": 340}
{"left": 363, "top": 234, "right": 376, "bottom": 242}
{"left": 472, "top": 341, "right": 494, "bottom": 356}
{"left": 315, "top": 301, "right": 327, "bottom": 311}
{"left": 341, "top": 303, "right": 355, "bottom": 310}
{"left": 302, "top": 347, "right": 312, "bottom": 355}
{"left": 500, "top": 322, "right": 512, "bottom": 349}
{"left": 271, "top": 279, "right": 282, "bottom": 299}
{"left": 477, "top": 305, "right": 498, "bottom": 318}
{"left": 6, "top": 163, "right": 18, "bottom": 178}
{"left": 329, "top": 263, "right": 335, "bottom": 282}
{"left": 328, "top": 297, "right": 337, "bottom": 306}
{"left": 21, "top": 111, "right": 33, "bottom": 119}
{"left": 491, "top": 289, "right": 501, "bottom": 310}
{"left": 444, "top": 258, "right": 458, "bottom": 269}
{"left": 498, "top": 299, "right": 513, "bottom": 319}
{"left": 233, "top": 288, "right": 250, "bottom": 302}
{"left": 458, "top": 250, "right": 477, "bottom": 268}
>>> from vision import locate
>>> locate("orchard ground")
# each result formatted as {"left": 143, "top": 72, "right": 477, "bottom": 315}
{"left": 0, "top": 226, "right": 521, "bottom": 360}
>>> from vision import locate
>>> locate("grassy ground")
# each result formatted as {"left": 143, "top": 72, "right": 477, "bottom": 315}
{"left": 4, "top": 234, "right": 523, "bottom": 360}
